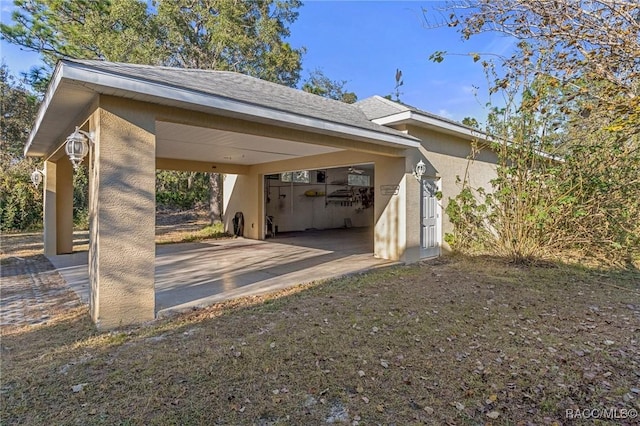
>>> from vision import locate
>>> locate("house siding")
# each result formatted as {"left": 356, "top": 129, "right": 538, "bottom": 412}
{"left": 402, "top": 125, "right": 498, "bottom": 253}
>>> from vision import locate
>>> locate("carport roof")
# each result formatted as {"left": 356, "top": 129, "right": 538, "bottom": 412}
{"left": 25, "top": 60, "right": 420, "bottom": 157}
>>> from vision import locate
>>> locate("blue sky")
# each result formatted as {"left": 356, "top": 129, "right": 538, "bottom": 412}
{"left": 1, "top": 0, "right": 514, "bottom": 122}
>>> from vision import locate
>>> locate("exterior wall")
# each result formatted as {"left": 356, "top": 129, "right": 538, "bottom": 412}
{"left": 403, "top": 125, "right": 498, "bottom": 253}
{"left": 88, "top": 96, "right": 156, "bottom": 329}
{"left": 372, "top": 156, "right": 407, "bottom": 261}
{"left": 223, "top": 173, "right": 261, "bottom": 239}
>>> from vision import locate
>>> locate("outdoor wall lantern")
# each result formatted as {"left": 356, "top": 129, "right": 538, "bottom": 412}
{"left": 65, "top": 126, "right": 94, "bottom": 170}
{"left": 413, "top": 160, "right": 426, "bottom": 181}
{"left": 31, "top": 169, "right": 44, "bottom": 188}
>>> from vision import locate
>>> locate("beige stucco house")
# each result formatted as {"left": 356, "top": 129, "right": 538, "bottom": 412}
{"left": 25, "top": 60, "right": 497, "bottom": 329}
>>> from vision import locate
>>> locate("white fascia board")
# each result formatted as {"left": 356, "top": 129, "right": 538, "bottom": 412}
{"left": 374, "top": 111, "right": 562, "bottom": 162}
{"left": 24, "top": 63, "right": 64, "bottom": 156}
{"left": 61, "top": 62, "right": 420, "bottom": 149}
{"left": 373, "top": 111, "right": 487, "bottom": 141}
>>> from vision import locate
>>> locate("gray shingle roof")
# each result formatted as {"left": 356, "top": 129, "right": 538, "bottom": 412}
{"left": 356, "top": 95, "right": 476, "bottom": 132}
{"left": 355, "top": 95, "right": 410, "bottom": 120}
{"left": 67, "top": 59, "right": 413, "bottom": 140}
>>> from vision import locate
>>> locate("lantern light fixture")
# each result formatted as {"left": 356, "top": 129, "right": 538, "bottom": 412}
{"left": 65, "top": 126, "right": 94, "bottom": 170}
{"left": 413, "top": 159, "right": 426, "bottom": 181}
{"left": 31, "top": 168, "right": 44, "bottom": 187}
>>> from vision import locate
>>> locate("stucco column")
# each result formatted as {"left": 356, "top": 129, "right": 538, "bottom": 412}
{"left": 56, "top": 158, "right": 74, "bottom": 254}
{"left": 403, "top": 172, "right": 422, "bottom": 263}
{"left": 43, "top": 160, "right": 57, "bottom": 256}
{"left": 42, "top": 159, "right": 74, "bottom": 255}
{"left": 373, "top": 157, "right": 406, "bottom": 261}
{"left": 89, "top": 101, "right": 156, "bottom": 329}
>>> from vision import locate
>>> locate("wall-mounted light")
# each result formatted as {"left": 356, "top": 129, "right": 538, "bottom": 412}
{"left": 65, "top": 126, "right": 94, "bottom": 170}
{"left": 413, "top": 160, "right": 426, "bottom": 181}
{"left": 31, "top": 168, "right": 45, "bottom": 187}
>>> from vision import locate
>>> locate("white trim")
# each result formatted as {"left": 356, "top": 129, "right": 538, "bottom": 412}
{"left": 374, "top": 110, "right": 562, "bottom": 162}
{"left": 373, "top": 111, "right": 484, "bottom": 141}
{"left": 24, "top": 63, "right": 64, "bottom": 156}
{"left": 420, "top": 177, "right": 442, "bottom": 259}
{"left": 436, "top": 178, "right": 443, "bottom": 257}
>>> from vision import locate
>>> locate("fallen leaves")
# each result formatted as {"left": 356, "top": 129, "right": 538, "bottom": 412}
{"left": 451, "top": 401, "right": 465, "bottom": 411}
{"left": 71, "top": 383, "right": 88, "bottom": 393}
{"left": 486, "top": 410, "right": 500, "bottom": 419}
{"left": 4, "top": 257, "right": 639, "bottom": 425}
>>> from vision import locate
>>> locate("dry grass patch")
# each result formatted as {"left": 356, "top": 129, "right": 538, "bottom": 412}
{"left": 2, "top": 256, "right": 639, "bottom": 425}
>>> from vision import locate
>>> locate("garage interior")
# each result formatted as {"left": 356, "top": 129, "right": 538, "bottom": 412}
{"left": 264, "top": 164, "right": 375, "bottom": 246}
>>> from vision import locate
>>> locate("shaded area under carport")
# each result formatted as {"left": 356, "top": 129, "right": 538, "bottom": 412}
{"left": 48, "top": 228, "right": 398, "bottom": 318}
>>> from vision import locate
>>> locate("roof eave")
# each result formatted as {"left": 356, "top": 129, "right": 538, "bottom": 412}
{"left": 24, "top": 62, "right": 65, "bottom": 157}
{"left": 372, "top": 111, "right": 487, "bottom": 142}
{"left": 26, "top": 61, "right": 420, "bottom": 157}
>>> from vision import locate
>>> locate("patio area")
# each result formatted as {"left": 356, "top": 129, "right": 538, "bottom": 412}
{"left": 47, "top": 228, "right": 398, "bottom": 318}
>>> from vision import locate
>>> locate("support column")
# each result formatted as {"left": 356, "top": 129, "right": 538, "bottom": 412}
{"left": 42, "top": 159, "right": 74, "bottom": 256}
{"left": 43, "top": 161, "right": 57, "bottom": 256}
{"left": 403, "top": 172, "right": 422, "bottom": 263}
{"left": 56, "top": 158, "right": 74, "bottom": 254}
{"left": 373, "top": 157, "right": 406, "bottom": 261}
{"left": 89, "top": 101, "right": 156, "bottom": 329}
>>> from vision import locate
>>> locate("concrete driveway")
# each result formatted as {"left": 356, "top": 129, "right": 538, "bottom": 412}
{"left": 48, "top": 228, "right": 397, "bottom": 317}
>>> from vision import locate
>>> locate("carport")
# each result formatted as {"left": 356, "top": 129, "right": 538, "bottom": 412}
{"left": 49, "top": 228, "right": 396, "bottom": 317}
{"left": 26, "top": 59, "right": 421, "bottom": 329}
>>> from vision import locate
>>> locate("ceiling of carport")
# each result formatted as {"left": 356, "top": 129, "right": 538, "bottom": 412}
{"left": 155, "top": 121, "right": 344, "bottom": 165}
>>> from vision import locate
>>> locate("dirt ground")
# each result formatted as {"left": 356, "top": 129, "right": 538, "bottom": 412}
{"left": 1, "top": 222, "right": 639, "bottom": 425}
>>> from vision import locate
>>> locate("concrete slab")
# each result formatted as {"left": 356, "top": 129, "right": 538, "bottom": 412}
{"left": 47, "top": 228, "right": 398, "bottom": 318}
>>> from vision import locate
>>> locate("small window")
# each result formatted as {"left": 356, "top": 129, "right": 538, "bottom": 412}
{"left": 348, "top": 174, "right": 370, "bottom": 187}
{"left": 281, "top": 170, "right": 310, "bottom": 183}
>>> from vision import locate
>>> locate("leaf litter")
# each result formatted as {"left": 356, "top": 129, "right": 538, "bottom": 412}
{"left": 2, "top": 255, "right": 639, "bottom": 424}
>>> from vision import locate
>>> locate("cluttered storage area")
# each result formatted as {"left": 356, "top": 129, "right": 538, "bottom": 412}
{"left": 264, "top": 165, "right": 374, "bottom": 235}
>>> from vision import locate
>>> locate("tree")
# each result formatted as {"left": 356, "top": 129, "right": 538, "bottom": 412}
{"left": 302, "top": 69, "right": 357, "bottom": 103}
{"left": 428, "top": 1, "right": 640, "bottom": 265}
{"left": 430, "top": 0, "right": 639, "bottom": 136}
{"left": 155, "top": 0, "right": 303, "bottom": 87}
{"left": 0, "top": 64, "right": 42, "bottom": 231}
{"left": 461, "top": 117, "right": 479, "bottom": 128}
{"left": 2, "top": 0, "right": 305, "bottom": 225}
{"left": 152, "top": 0, "right": 303, "bottom": 223}
{"left": 0, "top": 0, "right": 166, "bottom": 67}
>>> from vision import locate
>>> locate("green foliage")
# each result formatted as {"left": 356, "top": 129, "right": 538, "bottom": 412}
{"left": 1, "top": 0, "right": 168, "bottom": 67}
{"left": 0, "top": 64, "right": 42, "bottom": 231}
{"left": 431, "top": 1, "right": 640, "bottom": 266}
{"left": 2, "top": 0, "right": 306, "bottom": 226}
{"left": 0, "top": 64, "right": 92, "bottom": 231}
{"left": 154, "top": 0, "right": 303, "bottom": 86}
{"left": 1, "top": 0, "right": 305, "bottom": 82}
{"left": 156, "top": 171, "right": 210, "bottom": 210}
{"left": 461, "top": 117, "right": 479, "bottom": 128}
{"left": 444, "top": 58, "right": 639, "bottom": 265}
{"left": 0, "top": 157, "right": 43, "bottom": 231}
{"left": 301, "top": 69, "right": 357, "bottom": 103}
{"left": 72, "top": 165, "right": 89, "bottom": 229}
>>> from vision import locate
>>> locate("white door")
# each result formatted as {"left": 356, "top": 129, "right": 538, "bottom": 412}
{"left": 421, "top": 178, "right": 440, "bottom": 258}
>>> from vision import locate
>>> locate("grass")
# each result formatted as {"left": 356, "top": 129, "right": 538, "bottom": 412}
{"left": 155, "top": 223, "right": 230, "bottom": 245}
{"left": 1, "top": 251, "right": 639, "bottom": 425}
